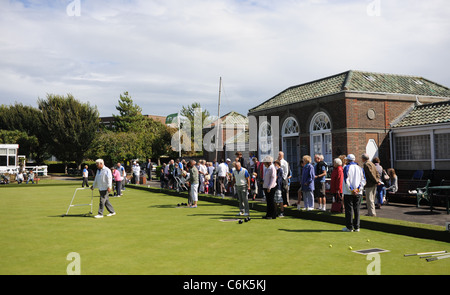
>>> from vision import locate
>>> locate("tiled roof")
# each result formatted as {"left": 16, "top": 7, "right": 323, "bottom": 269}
{"left": 221, "top": 111, "right": 248, "bottom": 126}
{"left": 249, "top": 70, "right": 450, "bottom": 113}
{"left": 204, "top": 111, "right": 248, "bottom": 129}
{"left": 392, "top": 101, "right": 450, "bottom": 128}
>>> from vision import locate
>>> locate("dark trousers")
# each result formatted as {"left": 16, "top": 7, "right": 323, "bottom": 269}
{"left": 218, "top": 176, "right": 226, "bottom": 195}
{"left": 344, "top": 194, "right": 361, "bottom": 230}
{"left": 82, "top": 177, "right": 89, "bottom": 187}
{"left": 115, "top": 180, "right": 122, "bottom": 196}
{"left": 98, "top": 190, "right": 115, "bottom": 215}
{"left": 282, "top": 179, "right": 289, "bottom": 205}
{"left": 147, "top": 169, "right": 152, "bottom": 181}
{"left": 265, "top": 188, "right": 277, "bottom": 219}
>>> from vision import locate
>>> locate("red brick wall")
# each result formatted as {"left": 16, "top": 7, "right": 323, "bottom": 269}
{"left": 250, "top": 94, "right": 418, "bottom": 167}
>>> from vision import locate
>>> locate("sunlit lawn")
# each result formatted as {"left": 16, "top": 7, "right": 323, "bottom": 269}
{"left": 0, "top": 183, "right": 448, "bottom": 275}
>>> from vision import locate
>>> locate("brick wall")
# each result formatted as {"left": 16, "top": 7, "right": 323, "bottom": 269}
{"left": 248, "top": 93, "right": 442, "bottom": 170}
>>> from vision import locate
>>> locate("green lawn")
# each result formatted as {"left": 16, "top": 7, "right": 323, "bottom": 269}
{"left": 0, "top": 183, "right": 449, "bottom": 275}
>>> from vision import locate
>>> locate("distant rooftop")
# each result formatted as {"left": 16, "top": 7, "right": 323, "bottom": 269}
{"left": 392, "top": 100, "right": 450, "bottom": 128}
{"left": 249, "top": 70, "right": 450, "bottom": 113}
{"left": 205, "top": 111, "right": 248, "bottom": 129}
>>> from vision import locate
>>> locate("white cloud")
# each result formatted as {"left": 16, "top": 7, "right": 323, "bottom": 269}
{"left": 0, "top": 0, "right": 449, "bottom": 117}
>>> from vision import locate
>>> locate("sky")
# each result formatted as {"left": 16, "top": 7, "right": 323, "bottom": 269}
{"left": 0, "top": 0, "right": 449, "bottom": 118}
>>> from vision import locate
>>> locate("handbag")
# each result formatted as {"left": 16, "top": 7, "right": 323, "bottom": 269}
{"left": 331, "top": 202, "right": 343, "bottom": 213}
{"left": 331, "top": 193, "right": 343, "bottom": 213}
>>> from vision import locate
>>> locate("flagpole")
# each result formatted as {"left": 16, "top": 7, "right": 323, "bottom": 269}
{"left": 178, "top": 112, "right": 181, "bottom": 158}
{"left": 215, "top": 77, "right": 222, "bottom": 162}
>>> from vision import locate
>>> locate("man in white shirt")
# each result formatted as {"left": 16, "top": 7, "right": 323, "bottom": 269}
{"left": 132, "top": 161, "right": 141, "bottom": 185}
{"left": 278, "top": 152, "right": 290, "bottom": 206}
{"left": 262, "top": 156, "right": 277, "bottom": 219}
{"left": 216, "top": 159, "right": 230, "bottom": 198}
{"left": 91, "top": 159, "right": 115, "bottom": 218}
{"left": 342, "top": 154, "right": 366, "bottom": 232}
{"left": 82, "top": 165, "right": 89, "bottom": 187}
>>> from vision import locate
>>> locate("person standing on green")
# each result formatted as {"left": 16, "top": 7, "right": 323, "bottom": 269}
{"left": 187, "top": 160, "right": 199, "bottom": 208}
{"left": 232, "top": 161, "right": 251, "bottom": 216}
{"left": 92, "top": 159, "right": 115, "bottom": 219}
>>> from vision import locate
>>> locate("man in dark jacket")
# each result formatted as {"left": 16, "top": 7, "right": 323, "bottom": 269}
{"left": 362, "top": 153, "right": 380, "bottom": 217}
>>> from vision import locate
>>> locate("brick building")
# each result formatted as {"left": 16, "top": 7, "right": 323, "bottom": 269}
{"left": 248, "top": 70, "right": 450, "bottom": 182}
{"left": 390, "top": 100, "right": 450, "bottom": 173}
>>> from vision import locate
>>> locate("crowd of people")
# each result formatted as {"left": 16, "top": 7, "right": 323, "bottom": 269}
{"left": 296, "top": 153, "right": 398, "bottom": 232}
{"left": 157, "top": 152, "right": 293, "bottom": 216}
{"left": 87, "top": 151, "right": 399, "bottom": 232}
{"left": 156, "top": 151, "right": 398, "bottom": 231}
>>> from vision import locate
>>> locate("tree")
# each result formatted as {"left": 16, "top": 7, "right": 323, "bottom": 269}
{"left": 0, "top": 103, "right": 50, "bottom": 163}
{"left": 180, "top": 102, "right": 212, "bottom": 154}
{"left": 112, "top": 92, "right": 145, "bottom": 132}
{"left": 89, "top": 92, "right": 176, "bottom": 166}
{"left": 88, "top": 130, "right": 144, "bottom": 167}
{"left": 38, "top": 94, "right": 100, "bottom": 172}
{"left": 0, "top": 130, "right": 39, "bottom": 157}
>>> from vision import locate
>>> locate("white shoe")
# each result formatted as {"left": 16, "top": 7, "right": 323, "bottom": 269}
{"left": 107, "top": 212, "right": 116, "bottom": 217}
{"left": 342, "top": 227, "right": 353, "bottom": 232}
{"left": 94, "top": 214, "right": 103, "bottom": 219}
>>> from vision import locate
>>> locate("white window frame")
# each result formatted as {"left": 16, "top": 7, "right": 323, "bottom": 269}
{"left": 282, "top": 117, "right": 299, "bottom": 137}
{"left": 392, "top": 124, "right": 450, "bottom": 169}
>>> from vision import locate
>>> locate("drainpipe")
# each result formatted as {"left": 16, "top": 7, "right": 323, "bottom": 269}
{"left": 389, "top": 129, "right": 394, "bottom": 169}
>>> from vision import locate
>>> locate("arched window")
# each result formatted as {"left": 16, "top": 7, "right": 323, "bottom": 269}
{"left": 282, "top": 117, "right": 299, "bottom": 137}
{"left": 312, "top": 112, "right": 331, "bottom": 132}
{"left": 310, "top": 112, "right": 332, "bottom": 164}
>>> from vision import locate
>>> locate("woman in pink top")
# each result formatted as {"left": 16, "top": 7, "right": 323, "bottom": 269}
{"left": 112, "top": 167, "right": 123, "bottom": 197}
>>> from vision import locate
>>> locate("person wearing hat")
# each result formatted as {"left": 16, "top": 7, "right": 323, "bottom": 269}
{"left": 342, "top": 154, "right": 366, "bottom": 232}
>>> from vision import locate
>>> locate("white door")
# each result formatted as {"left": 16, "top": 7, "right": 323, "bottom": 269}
{"left": 366, "top": 139, "right": 378, "bottom": 161}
